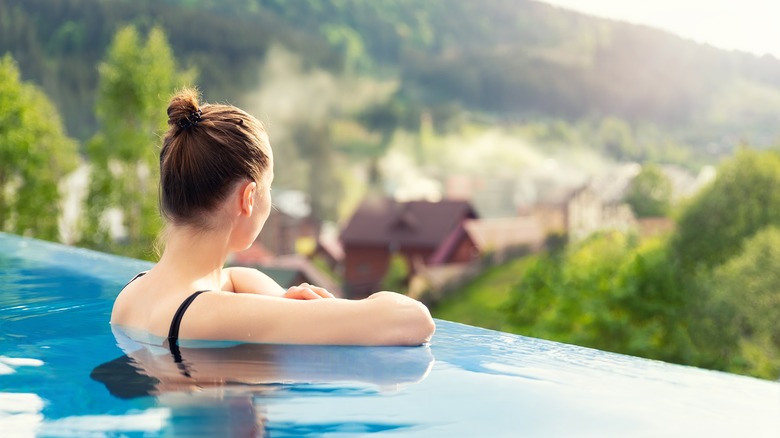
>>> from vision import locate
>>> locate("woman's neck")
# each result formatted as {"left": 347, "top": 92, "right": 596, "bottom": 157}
{"left": 155, "top": 224, "right": 232, "bottom": 290}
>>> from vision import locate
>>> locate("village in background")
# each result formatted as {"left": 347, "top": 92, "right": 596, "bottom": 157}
{"left": 228, "top": 162, "right": 712, "bottom": 303}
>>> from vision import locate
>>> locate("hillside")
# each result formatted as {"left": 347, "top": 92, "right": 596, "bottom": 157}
{"left": 2, "top": 0, "right": 780, "bottom": 155}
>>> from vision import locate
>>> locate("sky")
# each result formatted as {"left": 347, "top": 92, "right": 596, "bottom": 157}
{"left": 537, "top": 0, "right": 780, "bottom": 59}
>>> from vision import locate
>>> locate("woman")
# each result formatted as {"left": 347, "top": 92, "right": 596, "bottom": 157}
{"left": 111, "top": 89, "right": 435, "bottom": 348}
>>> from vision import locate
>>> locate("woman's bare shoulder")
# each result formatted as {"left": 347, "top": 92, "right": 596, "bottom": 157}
{"left": 110, "top": 270, "right": 177, "bottom": 334}
{"left": 110, "top": 273, "right": 147, "bottom": 325}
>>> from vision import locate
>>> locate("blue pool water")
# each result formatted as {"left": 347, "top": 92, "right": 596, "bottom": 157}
{"left": 1, "top": 232, "right": 779, "bottom": 437}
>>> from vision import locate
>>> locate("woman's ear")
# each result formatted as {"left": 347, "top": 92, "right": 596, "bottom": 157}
{"left": 240, "top": 181, "right": 257, "bottom": 216}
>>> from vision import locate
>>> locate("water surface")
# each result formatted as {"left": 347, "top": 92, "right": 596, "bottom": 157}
{"left": 1, "top": 232, "right": 778, "bottom": 437}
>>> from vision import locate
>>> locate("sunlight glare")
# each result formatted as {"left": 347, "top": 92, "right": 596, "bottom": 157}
{"left": 537, "top": 0, "right": 780, "bottom": 58}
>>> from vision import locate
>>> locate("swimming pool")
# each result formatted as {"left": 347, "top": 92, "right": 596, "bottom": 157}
{"left": 1, "top": 231, "right": 779, "bottom": 437}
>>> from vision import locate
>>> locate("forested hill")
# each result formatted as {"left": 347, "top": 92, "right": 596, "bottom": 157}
{"left": 3, "top": 0, "right": 780, "bottom": 153}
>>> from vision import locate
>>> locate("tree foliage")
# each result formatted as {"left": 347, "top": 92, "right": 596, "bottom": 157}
{"left": 698, "top": 227, "right": 780, "bottom": 379}
{"left": 624, "top": 163, "right": 673, "bottom": 218}
{"left": 4, "top": 0, "right": 780, "bottom": 156}
{"left": 292, "top": 122, "right": 343, "bottom": 222}
{"left": 0, "top": 54, "right": 78, "bottom": 241}
{"left": 497, "top": 146, "right": 780, "bottom": 379}
{"left": 672, "top": 148, "right": 780, "bottom": 271}
{"left": 381, "top": 252, "right": 410, "bottom": 293}
{"left": 596, "top": 116, "right": 637, "bottom": 159}
{"left": 79, "top": 25, "right": 194, "bottom": 259}
{"left": 504, "top": 233, "right": 694, "bottom": 363}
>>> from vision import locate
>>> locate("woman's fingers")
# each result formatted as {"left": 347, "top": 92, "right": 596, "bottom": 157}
{"left": 297, "top": 283, "right": 334, "bottom": 299}
{"left": 285, "top": 286, "right": 315, "bottom": 300}
{"left": 310, "top": 286, "right": 335, "bottom": 298}
{"left": 285, "top": 284, "right": 335, "bottom": 300}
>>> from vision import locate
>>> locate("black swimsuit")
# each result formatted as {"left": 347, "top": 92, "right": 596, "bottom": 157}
{"left": 122, "top": 272, "right": 209, "bottom": 364}
{"left": 166, "top": 290, "right": 208, "bottom": 364}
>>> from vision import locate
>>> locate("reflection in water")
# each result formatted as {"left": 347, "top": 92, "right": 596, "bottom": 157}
{"left": 91, "top": 328, "right": 434, "bottom": 436}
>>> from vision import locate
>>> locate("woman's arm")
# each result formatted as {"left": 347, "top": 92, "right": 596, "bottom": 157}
{"left": 224, "top": 267, "right": 333, "bottom": 299}
{"left": 185, "top": 291, "right": 436, "bottom": 346}
{"left": 224, "top": 267, "right": 285, "bottom": 296}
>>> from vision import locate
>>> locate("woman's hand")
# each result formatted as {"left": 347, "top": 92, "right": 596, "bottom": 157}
{"left": 283, "top": 283, "right": 335, "bottom": 300}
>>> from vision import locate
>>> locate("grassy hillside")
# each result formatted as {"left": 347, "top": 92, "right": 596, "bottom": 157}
{"left": 432, "top": 257, "right": 531, "bottom": 332}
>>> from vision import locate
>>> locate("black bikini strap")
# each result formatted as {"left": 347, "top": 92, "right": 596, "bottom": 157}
{"left": 166, "top": 290, "right": 209, "bottom": 370}
{"left": 167, "top": 290, "right": 209, "bottom": 348}
{"left": 121, "top": 271, "right": 147, "bottom": 290}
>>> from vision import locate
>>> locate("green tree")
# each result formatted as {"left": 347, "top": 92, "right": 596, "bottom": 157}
{"left": 321, "top": 24, "right": 370, "bottom": 73}
{"left": 672, "top": 148, "right": 780, "bottom": 272}
{"left": 504, "top": 233, "right": 695, "bottom": 363}
{"left": 698, "top": 227, "right": 780, "bottom": 379}
{"left": 596, "top": 116, "right": 638, "bottom": 159}
{"left": 357, "top": 96, "right": 411, "bottom": 188}
{"left": 614, "top": 238, "right": 696, "bottom": 364}
{"left": 381, "top": 252, "right": 410, "bottom": 293}
{"left": 504, "top": 234, "right": 630, "bottom": 347}
{"left": 80, "top": 25, "right": 195, "bottom": 259}
{"left": 624, "top": 163, "right": 673, "bottom": 218}
{"left": 0, "top": 54, "right": 78, "bottom": 241}
{"left": 293, "top": 122, "right": 343, "bottom": 222}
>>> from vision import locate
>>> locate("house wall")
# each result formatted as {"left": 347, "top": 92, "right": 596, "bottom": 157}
{"left": 567, "top": 187, "right": 603, "bottom": 241}
{"left": 447, "top": 234, "right": 479, "bottom": 264}
{"left": 401, "top": 247, "right": 434, "bottom": 274}
{"left": 602, "top": 204, "right": 636, "bottom": 234}
{"left": 259, "top": 210, "right": 295, "bottom": 255}
{"left": 342, "top": 245, "right": 439, "bottom": 298}
{"left": 566, "top": 187, "right": 637, "bottom": 241}
{"left": 259, "top": 210, "right": 319, "bottom": 256}
{"left": 342, "top": 246, "right": 391, "bottom": 299}
{"left": 532, "top": 205, "right": 566, "bottom": 235}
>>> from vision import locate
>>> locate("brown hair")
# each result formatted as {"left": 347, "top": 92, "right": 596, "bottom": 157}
{"left": 160, "top": 88, "right": 270, "bottom": 228}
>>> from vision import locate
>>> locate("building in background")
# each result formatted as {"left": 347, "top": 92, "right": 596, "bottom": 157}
{"left": 339, "top": 197, "right": 479, "bottom": 298}
{"left": 257, "top": 190, "right": 318, "bottom": 256}
{"left": 229, "top": 244, "right": 342, "bottom": 297}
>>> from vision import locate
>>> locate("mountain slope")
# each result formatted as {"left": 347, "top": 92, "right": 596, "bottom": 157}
{"left": 2, "top": 0, "right": 780, "bottom": 154}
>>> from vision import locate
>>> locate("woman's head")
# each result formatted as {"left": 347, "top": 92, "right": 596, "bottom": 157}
{"left": 160, "top": 88, "right": 272, "bottom": 231}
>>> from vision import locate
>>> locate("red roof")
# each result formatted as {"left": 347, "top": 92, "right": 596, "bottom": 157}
{"left": 316, "top": 237, "right": 344, "bottom": 261}
{"left": 428, "top": 223, "right": 470, "bottom": 265}
{"left": 340, "top": 198, "right": 478, "bottom": 248}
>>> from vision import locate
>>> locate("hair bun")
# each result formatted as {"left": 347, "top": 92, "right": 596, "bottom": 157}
{"left": 167, "top": 88, "right": 201, "bottom": 129}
